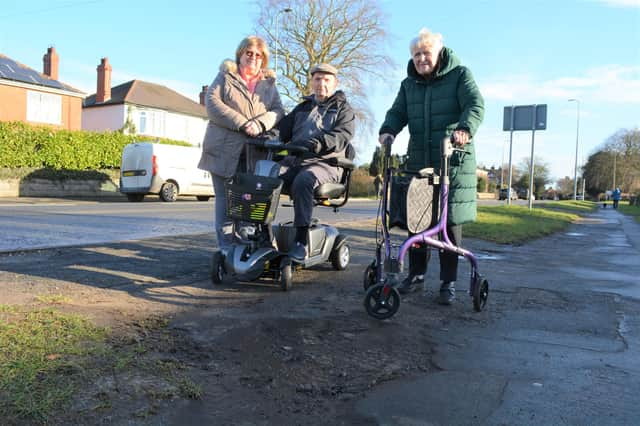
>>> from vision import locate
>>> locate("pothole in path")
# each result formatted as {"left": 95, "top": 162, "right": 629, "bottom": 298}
{"left": 565, "top": 232, "right": 586, "bottom": 237}
{"left": 473, "top": 252, "right": 505, "bottom": 261}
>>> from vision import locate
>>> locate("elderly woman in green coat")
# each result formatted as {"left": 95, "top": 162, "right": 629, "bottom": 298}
{"left": 379, "top": 28, "right": 484, "bottom": 305}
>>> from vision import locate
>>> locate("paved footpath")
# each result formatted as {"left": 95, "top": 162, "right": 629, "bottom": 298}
{"left": 356, "top": 207, "right": 640, "bottom": 425}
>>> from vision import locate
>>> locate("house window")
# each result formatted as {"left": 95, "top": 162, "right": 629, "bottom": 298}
{"left": 26, "top": 90, "right": 61, "bottom": 125}
{"left": 139, "top": 111, "right": 147, "bottom": 133}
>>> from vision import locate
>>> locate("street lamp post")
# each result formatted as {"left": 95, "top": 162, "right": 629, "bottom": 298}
{"left": 274, "top": 8, "right": 292, "bottom": 79}
{"left": 568, "top": 99, "right": 580, "bottom": 200}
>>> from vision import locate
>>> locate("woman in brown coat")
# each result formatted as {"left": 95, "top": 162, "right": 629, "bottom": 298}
{"left": 198, "top": 36, "right": 284, "bottom": 250}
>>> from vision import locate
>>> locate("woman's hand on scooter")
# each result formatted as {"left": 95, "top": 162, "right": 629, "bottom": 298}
{"left": 242, "top": 120, "right": 262, "bottom": 137}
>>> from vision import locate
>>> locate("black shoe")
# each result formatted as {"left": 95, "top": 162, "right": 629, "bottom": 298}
{"left": 439, "top": 281, "right": 455, "bottom": 305}
{"left": 290, "top": 242, "right": 307, "bottom": 261}
{"left": 397, "top": 274, "right": 424, "bottom": 294}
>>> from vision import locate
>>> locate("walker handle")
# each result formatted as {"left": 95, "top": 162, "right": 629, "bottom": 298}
{"left": 382, "top": 135, "right": 393, "bottom": 158}
{"left": 442, "top": 135, "right": 471, "bottom": 158}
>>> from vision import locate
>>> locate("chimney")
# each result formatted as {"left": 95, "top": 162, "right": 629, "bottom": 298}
{"left": 96, "top": 57, "right": 112, "bottom": 103}
{"left": 43, "top": 47, "right": 59, "bottom": 80}
{"left": 199, "top": 85, "right": 208, "bottom": 106}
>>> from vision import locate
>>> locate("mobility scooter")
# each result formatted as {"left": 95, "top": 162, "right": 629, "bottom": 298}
{"left": 210, "top": 137, "right": 355, "bottom": 290}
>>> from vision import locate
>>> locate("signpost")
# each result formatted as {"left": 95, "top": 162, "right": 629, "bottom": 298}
{"left": 503, "top": 104, "right": 547, "bottom": 209}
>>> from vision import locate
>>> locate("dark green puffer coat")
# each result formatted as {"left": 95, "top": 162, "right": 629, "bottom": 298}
{"left": 380, "top": 47, "right": 484, "bottom": 225}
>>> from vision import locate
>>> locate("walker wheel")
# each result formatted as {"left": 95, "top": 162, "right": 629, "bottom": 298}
{"left": 280, "top": 257, "right": 293, "bottom": 292}
{"left": 210, "top": 250, "right": 224, "bottom": 285}
{"left": 472, "top": 276, "right": 489, "bottom": 312}
{"left": 364, "top": 284, "right": 400, "bottom": 320}
{"left": 363, "top": 261, "right": 377, "bottom": 290}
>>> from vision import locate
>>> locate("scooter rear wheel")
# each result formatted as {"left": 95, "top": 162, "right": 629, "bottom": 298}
{"left": 331, "top": 242, "right": 350, "bottom": 270}
{"left": 364, "top": 283, "right": 400, "bottom": 320}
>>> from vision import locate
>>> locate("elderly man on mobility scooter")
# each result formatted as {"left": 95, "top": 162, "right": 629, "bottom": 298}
{"left": 278, "top": 63, "right": 356, "bottom": 261}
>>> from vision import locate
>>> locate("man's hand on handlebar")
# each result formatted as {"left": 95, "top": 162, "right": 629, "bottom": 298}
{"left": 288, "top": 139, "right": 320, "bottom": 154}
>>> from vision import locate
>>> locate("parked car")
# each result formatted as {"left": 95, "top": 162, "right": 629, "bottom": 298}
{"left": 499, "top": 188, "right": 518, "bottom": 200}
{"left": 120, "top": 142, "right": 214, "bottom": 202}
{"left": 517, "top": 189, "right": 536, "bottom": 200}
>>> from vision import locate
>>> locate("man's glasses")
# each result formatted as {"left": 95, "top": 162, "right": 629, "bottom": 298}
{"left": 245, "top": 51, "right": 262, "bottom": 59}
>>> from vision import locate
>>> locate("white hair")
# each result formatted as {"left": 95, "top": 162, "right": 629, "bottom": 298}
{"left": 410, "top": 28, "right": 444, "bottom": 55}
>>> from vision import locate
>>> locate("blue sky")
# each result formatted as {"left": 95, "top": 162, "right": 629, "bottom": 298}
{"left": 1, "top": 0, "right": 639, "bottom": 184}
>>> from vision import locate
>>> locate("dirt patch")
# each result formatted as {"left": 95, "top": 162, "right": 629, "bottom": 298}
{"left": 0, "top": 221, "right": 490, "bottom": 425}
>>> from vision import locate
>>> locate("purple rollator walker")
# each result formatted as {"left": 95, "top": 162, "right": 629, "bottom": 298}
{"left": 363, "top": 136, "right": 489, "bottom": 319}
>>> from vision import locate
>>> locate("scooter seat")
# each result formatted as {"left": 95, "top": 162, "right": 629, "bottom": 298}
{"left": 314, "top": 183, "right": 346, "bottom": 199}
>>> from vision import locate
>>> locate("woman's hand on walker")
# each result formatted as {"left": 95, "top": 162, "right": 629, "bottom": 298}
{"left": 452, "top": 129, "right": 470, "bottom": 146}
{"left": 378, "top": 133, "right": 395, "bottom": 145}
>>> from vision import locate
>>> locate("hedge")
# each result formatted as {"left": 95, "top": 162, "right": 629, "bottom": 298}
{"left": 0, "top": 121, "right": 192, "bottom": 170}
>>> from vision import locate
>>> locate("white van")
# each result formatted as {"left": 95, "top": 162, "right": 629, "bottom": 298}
{"left": 119, "top": 142, "right": 213, "bottom": 202}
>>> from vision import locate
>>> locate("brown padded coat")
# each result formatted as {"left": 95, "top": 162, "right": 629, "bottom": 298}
{"left": 198, "top": 60, "right": 284, "bottom": 178}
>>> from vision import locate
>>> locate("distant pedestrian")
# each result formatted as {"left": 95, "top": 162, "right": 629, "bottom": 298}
{"left": 612, "top": 187, "right": 621, "bottom": 209}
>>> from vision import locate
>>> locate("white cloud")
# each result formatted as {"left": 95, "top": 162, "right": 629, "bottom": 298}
{"left": 480, "top": 64, "right": 640, "bottom": 104}
{"left": 595, "top": 0, "right": 640, "bottom": 7}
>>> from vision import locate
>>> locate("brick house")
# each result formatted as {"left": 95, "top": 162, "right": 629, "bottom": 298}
{"left": 82, "top": 58, "right": 208, "bottom": 147}
{"left": 0, "top": 47, "right": 84, "bottom": 130}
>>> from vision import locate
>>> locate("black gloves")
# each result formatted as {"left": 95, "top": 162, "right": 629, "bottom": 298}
{"left": 288, "top": 139, "right": 321, "bottom": 154}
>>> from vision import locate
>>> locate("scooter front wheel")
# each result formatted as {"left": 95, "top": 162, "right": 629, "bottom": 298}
{"left": 280, "top": 257, "right": 293, "bottom": 291}
{"left": 364, "top": 283, "right": 400, "bottom": 320}
{"left": 211, "top": 251, "right": 224, "bottom": 285}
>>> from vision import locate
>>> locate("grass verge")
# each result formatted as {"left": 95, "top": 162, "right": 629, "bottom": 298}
{"left": 0, "top": 305, "right": 200, "bottom": 424}
{"left": 0, "top": 305, "right": 108, "bottom": 423}
{"left": 536, "top": 200, "right": 597, "bottom": 213}
{"left": 465, "top": 205, "right": 580, "bottom": 244}
{"left": 618, "top": 201, "right": 640, "bottom": 223}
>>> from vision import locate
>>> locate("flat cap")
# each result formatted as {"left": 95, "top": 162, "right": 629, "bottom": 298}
{"left": 310, "top": 63, "right": 338, "bottom": 76}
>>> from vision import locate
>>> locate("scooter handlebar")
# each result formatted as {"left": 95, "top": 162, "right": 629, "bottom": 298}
{"left": 283, "top": 144, "right": 309, "bottom": 155}
{"left": 246, "top": 138, "right": 309, "bottom": 154}
{"left": 247, "top": 137, "right": 285, "bottom": 150}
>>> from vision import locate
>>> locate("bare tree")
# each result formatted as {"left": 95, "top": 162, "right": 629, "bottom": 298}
{"left": 606, "top": 128, "right": 640, "bottom": 193}
{"left": 516, "top": 157, "right": 552, "bottom": 198}
{"left": 583, "top": 150, "right": 614, "bottom": 195}
{"left": 555, "top": 176, "right": 575, "bottom": 197}
{"left": 254, "top": 0, "right": 394, "bottom": 138}
{"left": 583, "top": 128, "right": 640, "bottom": 195}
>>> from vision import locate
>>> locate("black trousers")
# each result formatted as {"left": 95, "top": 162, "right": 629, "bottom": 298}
{"left": 279, "top": 160, "right": 339, "bottom": 227}
{"left": 408, "top": 224, "right": 462, "bottom": 283}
